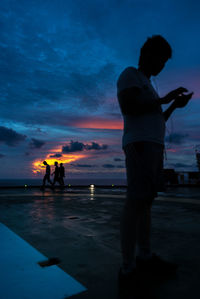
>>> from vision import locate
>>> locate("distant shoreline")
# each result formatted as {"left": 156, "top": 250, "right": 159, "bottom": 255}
{"left": 0, "top": 178, "right": 127, "bottom": 187}
{"left": 0, "top": 184, "right": 200, "bottom": 189}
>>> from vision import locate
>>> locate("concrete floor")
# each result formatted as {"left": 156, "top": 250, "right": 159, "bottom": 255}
{"left": 0, "top": 187, "right": 200, "bottom": 299}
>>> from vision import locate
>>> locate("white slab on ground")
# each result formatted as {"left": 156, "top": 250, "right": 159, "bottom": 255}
{"left": 0, "top": 222, "right": 86, "bottom": 299}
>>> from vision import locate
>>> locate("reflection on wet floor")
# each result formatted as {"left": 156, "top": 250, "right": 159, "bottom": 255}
{"left": 1, "top": 186, "right": 200, "bottom": 199}
{"left": 0, "top": 187, "right": 200, "bottom": 299}
{"left": 30, "top": 199, "right": 56, "bottom": 221}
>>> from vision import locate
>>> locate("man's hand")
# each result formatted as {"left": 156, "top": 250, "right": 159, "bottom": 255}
{"left": 163, "top": 91, "right": 193, "bottom": 121}
{"left": 162, "top": 87, "right": 188, "bottom": 104}
{"left": 173, "top": 92, "right": 193, "bottom": 108}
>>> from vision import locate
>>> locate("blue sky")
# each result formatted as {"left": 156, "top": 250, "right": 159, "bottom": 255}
{"left": 0, "top": 0, "right": 200, "bottom": 179}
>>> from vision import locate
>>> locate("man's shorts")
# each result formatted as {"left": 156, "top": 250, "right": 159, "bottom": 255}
{"left": 124, "top": 141, "right": 164, "bottom": 204}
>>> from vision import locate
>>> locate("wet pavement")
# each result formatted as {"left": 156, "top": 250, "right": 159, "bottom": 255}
{"left": 0, "top": 187, "right": 200, "bottom": 299}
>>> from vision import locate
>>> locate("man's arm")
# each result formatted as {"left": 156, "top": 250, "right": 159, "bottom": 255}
{"left": 118, "top": 86, "right": 192, "bottom": 117}
{"left": 163, "top": 102, "right": 177, "bottom": 121}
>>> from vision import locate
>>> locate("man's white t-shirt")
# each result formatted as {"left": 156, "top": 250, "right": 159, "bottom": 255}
{"left": 117, "top": 67, "right": 166, "bottom": 148}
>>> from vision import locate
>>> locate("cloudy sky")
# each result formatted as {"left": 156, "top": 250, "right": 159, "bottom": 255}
{"left": 0, "top": 0, "right": 200, "bottom": 179}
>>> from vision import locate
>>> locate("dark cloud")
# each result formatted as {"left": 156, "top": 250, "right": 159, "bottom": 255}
{"left": 114, "top": 158, "right": 123, "bottom": 162}
{"left": 0, "top": 154, "right": 5, "bottom": 158}
{"left": 85, "top": 142, "right": 108, "bottom": 150}
{"left": 70, "top": 164, "right": 94, "bottom": 168}
{"left": 0, "top": 2, "right": 118, "bottom": 130}
{"left": 173, "top": 163, "right": 191, "bottom": 168}
{"left": 49, "top": 153, "right": 63, "bottom": 158}
{"left": 62, "top": 141, "right": 85, "bottom": 153}
{"left": 65, "top": 63, "right": 116, "bottom": 110}
{"left": 102, "top": 164, "right": 115, "bottom": 168}
{"left": 29, "top": 138, "right": 45, "bottom": 149}
{"left": 165, "top": 133, "right": 189, "bottom": 145}
{"left": 0, "top": 126, "right": 26, "bottom": 146}
{"left": 62, "top": 141, "right": 108, "bottom": 153}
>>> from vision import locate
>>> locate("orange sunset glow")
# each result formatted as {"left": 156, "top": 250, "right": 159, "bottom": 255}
{"left": 167, "top": 148, "right": 178, "bottom": 153}
{"left": 32, "top": 153, "right": 86, "bottom": 174}
{"left": 74, "top": 119, "right": 123, "bottom": 130}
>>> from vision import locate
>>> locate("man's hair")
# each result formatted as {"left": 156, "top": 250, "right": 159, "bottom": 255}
{"left": 43, "top": 161, "right": 47, "bottom": 164}
{"left": 139, "top": 35, "right": 172, "bottom": 66}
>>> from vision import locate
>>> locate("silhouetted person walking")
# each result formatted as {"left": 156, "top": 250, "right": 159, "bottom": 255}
{"left": 52, "top": 161, "right": 61, "bottom": 186}
{"left": 42, "top": 161, "right": 52, "bottom": 188}
{"left": 117, "top": 35, "right": 193, "bottom": 298}
{"left": 59, "top": 163, "right": 65, "bottom": 186}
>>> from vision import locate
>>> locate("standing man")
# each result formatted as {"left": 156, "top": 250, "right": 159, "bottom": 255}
{"left": 117, "top": 35, "right": 193, "bottom": 298}
{"left": 59, "top": 163, "right": 65, "bottom": 186}
{"left": 42, "top": 161, "right": 52, "bottom": 188}
{"left": 51, "top": 161, "right": 61, "bottom": 186}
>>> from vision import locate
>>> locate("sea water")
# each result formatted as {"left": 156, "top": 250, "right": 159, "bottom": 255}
{"left": 0, "top": 178, "right": 127, "bottom": 187}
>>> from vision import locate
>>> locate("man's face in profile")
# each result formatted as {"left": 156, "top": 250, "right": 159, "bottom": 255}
{"left": 150, "top": 55, "right": 168, "bottom": 76}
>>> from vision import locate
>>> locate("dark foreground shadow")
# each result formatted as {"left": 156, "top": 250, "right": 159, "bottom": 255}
{"left": 121, "top": 274, "right": 177, "bottom": 299}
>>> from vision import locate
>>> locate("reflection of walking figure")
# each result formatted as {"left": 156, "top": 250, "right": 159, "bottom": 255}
{"left": 42, "top": 161, "right": 52, "bottom": 187}
{"left": 59, "top": 163, "right": 65, "bottom": 186}
{"left": 117, "top": 35, "right": 193, "bottom": 298}
{"left": 52, "top": 162, "right": 61, "bottom": 186}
